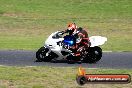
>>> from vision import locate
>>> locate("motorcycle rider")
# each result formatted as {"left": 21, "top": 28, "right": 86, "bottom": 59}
{"left": 64, "top": 23, "right": 90, "bottom": 61}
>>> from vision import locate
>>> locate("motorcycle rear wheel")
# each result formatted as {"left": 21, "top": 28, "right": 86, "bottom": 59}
{"left": 84, "top": 46, "right": 102, "bottom": 63}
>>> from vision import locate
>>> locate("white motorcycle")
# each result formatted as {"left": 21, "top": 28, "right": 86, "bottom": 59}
{"left": 36, "top": 31, "right": 107, "bottom": 63}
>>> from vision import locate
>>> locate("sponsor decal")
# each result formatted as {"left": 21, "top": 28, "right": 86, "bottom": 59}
{"left": 76, "top": 67, "right": 131, "bottom": 85}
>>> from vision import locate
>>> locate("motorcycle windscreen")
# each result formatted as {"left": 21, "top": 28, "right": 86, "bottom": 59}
{"left": 63, "top": 35, "right": 76, "bottom": 46}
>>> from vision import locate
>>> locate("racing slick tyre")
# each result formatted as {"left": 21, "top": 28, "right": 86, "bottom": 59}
{"left": 84, "top": 46, "right": 102, "bottom": 63}
{"left": 36, "top": 47, "right": 52, "bottom": 62}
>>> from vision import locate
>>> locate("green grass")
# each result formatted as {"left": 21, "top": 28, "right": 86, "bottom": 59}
{"left": 0, "top": 0, "right": 132, "bottom": 51}
{"left": 0, "top": 66, "right": 131, "bottom": 88}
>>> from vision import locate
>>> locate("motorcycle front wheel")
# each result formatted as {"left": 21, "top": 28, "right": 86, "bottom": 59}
{"left": 36, "top": 47, "right": 52, "bottom": 62}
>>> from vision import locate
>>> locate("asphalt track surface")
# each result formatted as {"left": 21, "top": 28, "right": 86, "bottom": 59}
{"left": 0, "top": 50, "right": 132, "bottom": 69}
